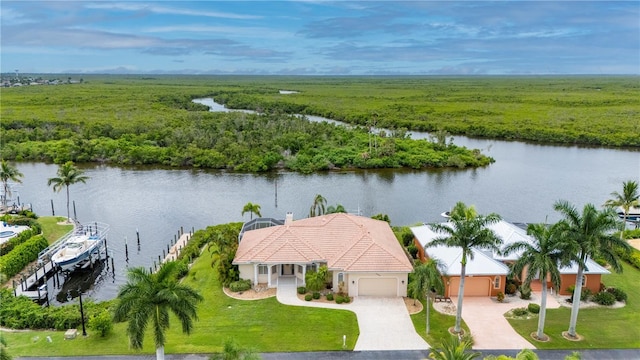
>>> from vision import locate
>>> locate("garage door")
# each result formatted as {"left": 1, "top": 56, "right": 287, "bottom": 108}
{"left": 358, "top": 278, "right": 397, "bottom": 297}
{"left": 449, "top": 277, "right": 490, "bottom": 296}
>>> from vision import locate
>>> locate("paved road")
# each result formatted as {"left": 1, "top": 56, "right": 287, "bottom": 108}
{"left": 16, "top": 349, "right": 640, "bottom": 360}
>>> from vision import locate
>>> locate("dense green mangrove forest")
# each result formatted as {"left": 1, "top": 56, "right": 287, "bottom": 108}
{"left": 1, "top": 75, "right": 637, "bottom": 173}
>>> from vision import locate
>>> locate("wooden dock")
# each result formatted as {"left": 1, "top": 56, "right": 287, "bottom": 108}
{"left": 163, "top": 232, "right": 191, "bottom": 263}
{"left": 13, "top": 260, "right": 56, "bottom": 301}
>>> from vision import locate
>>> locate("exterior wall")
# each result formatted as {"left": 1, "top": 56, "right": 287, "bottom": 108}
{"left": 331, "top": 271, "right": 349, "bottom": 294}
{"left": 238, "top": 264, "right": 254, "bottom": 283}
{"left": 414, "top": 237, "right": 426, "bottom": 261}
{"left": 559, "top": 274, "right": 602, "bottom": 295}
{"left": 345, "top": 272, "right": 408, "bottom": 297}
{"left": 443, "top": 275, "right": 505, "bottom": 297}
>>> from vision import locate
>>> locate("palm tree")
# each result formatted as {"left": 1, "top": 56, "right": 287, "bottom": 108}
{"left": 503, "top": 223, "right": 566, "bottom": 340}
{"left": 428, "top": 201, "right": 502, "bottom": 334}
{"left": 604, "top": 180, "right": 639, "bottom": 238}
{"left": 309, "top": 194, "right": 327, "bottom": 217}
{"left": 47, "top": 161, "right": 89, "bottom": 222}
{"left": 113, "top": 261, "right": 203, "bottom": 360}
{"left": 0, "top": 160, "right": 23, "bottom": 210}
{"left": 326, "top": 204, "right": 346, "bottom": 214}
{"left": 241, "top": 202, "right": 262, "bottom": 220}
{"left": 553, "top": 200, "right": 631, "bottom": 338}
{"left": 429, "top": 335, "right": 480, "bottom": 360}
{"left": 305, "top": 265, "right": 328, "bottom": 292}
{"left": 410, "top": 258, "right": 445, "bottom": 335}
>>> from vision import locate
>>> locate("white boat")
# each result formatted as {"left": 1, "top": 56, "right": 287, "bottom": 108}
{"left": 616, "top": 206, "right": 640, "bottom": 222}
{"left": 49, "top": 222, "right": 109, "bottom": 272}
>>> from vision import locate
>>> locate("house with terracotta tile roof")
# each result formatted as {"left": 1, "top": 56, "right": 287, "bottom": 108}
{"left": 411, "top": 220, "right": 609, "bottom": 297}
{"left": 233, "top": 212, "right": 413, "bottom": 297}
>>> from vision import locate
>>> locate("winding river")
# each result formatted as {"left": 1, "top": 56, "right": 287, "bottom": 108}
{"left": 10, "top": 99, "right": 639, "bottom": 302}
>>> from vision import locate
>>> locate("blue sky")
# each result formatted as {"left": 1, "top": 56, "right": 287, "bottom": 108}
{"left": 1, "top": 1, "right": 638, "bottom": 75}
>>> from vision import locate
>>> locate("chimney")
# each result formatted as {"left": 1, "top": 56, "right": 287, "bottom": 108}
{"left": 285, "top": 212, "right": 294, "bottom": 225}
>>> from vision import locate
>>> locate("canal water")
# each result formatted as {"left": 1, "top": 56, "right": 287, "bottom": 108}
{"left": 10, "top": 99, "right": 639, "bottom": 302}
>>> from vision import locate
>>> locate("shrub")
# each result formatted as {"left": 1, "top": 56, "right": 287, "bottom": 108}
{"left": 297, "top": 286, "right": 307, "bottom": 294}
{"left": 304, "top": 294, "right": 313, "bottom": 301}
{"left": 312, "top": 292, "right": 320, "bottom": 299}
{"left": 505, "top": 283, "right": 517, "bottom": 295}
{"left": 496, "top": 292, "right": 505, "bottom": 302}
{"left": 519, "top": 285, "right": 531, "bottom": 300}
{"left": 594, "top": 257, "right": 607, "bottom": 267}
{"left": 0, "top": 229, "right": 36, "bottom": 256}
{"left": 326, "top": 293, "right": 334, "bottom": 301}
{"left": 335, "top": 296, "right": 344, "bottom": 304}
{"left": 342, "top": 296, "right": 350, "bottom": 303}
{"left": 615, "top": 245, "right": 640, "bottom": 270}
{"left": 599, "top": 282, "right": 607, "bottom": 292}
{"left": 606, "top": 287, "right": 627, "bottom": 302}
{"left": 566, "top": 285, "right": 591, "bottom": 301}
{"left": 88, "top": 309, "right": 113, "bottom": 337}
{"left": 229, "top": 279, "right": 251, "bottom": 292}
{"left": 593, "top": 291, "right": 616, "bottom": 306}
{"left": 0, "top": 235, "right": 48, "bottom": 278}
{"left": 527, "top": 303, "right": 540, "bottom": 314}
{"left": 406, "top": 244, "right": 418, "bottom": 259}
{"left": 175, "top": 261, "right": 189, "bottom": 279}
{"left": 512, "top": 307, "right": 528, "bottom": 316}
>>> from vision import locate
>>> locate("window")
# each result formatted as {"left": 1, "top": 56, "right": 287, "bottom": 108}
{"left": 298, "top": 265, "right": 303, "bottom": 273}
{"left": 493, "top": 276, "right": 501, "bottom": 289}
{"left": 306, "top": 263, "right": 317, "bottom": 272}
{"left": 258, "top": 265, "right": 268, "bottom": 275}
{"left": 581, "top": 275, "right": 587, "bottom": 287}
{"left": 338, "top": 273, "right": 344, "bottom": 283}
{"left": 272, "top": 266, "right": 277, "bottom": 274}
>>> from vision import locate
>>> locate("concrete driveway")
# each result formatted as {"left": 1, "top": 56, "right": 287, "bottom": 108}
{"left": 276, "top": 277, "right": 429, "bottom": 351}
{"left": 454, "top": 291, "right": 561, "bottom": 349}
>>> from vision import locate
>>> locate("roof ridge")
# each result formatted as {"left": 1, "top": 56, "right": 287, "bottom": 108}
{"left": 327, "top": 223, "right": 370, "bottom": 266}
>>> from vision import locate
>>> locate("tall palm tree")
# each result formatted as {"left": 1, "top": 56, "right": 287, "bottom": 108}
{"left": 428, "top": 201, "right": 502, "bottom": 334}
{"left": 553, "top": 200, "right": 631, "bottom": 338}
{"left": 113, "top": 261, "right": 203, "bottom": 360}
{"left": 410, "top": 258, "right": 445, "bottom": 335}
{"left": 503, "top": 223, "right": 566, "bottom": 340}
{"left": 0, "top": 160, "right": 23, "bottom": 210}
{"left": 47, "top": 161, "right": 89, "bottom": 222}
{"left": 604, "top": 180, "right": 639, "bottom": 237}
{"left": 309, "top": 194, "right": 327, "bottom": 217}
{"left": 241, "top": 202, "right": 262, "bottom": 220}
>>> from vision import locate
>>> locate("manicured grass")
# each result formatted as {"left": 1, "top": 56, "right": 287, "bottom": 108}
{"left": 3, "top": 247, "right": 359, "bottom": 357}
{"left": 410, "top": 298, "right": 470, "bottom": 347}
{"left": 37, "top": 216, "right": 73, "bottom": 244}
{"left": 508, "top": 262, "right": 640, "bottom": 349}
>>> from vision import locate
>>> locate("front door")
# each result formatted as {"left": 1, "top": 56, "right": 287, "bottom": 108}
{"left": 282, "top": 264, "right": 294, "bottom": 275}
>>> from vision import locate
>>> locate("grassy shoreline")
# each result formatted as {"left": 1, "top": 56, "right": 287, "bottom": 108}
{"left": 2, "top": 246, "right": 359, "bottom": 357}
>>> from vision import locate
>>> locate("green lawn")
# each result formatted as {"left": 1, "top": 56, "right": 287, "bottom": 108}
{"left": 508, "top": 262, "right": 640, "bottom": 349}
{"left": 410, "top": 298, "right": 470, "bottom": 347}
{"left": 38, "top": 216, "right": 74, "bottom": 244}
{"left": 3, "top": 247, "right": 359, "bottom": 357}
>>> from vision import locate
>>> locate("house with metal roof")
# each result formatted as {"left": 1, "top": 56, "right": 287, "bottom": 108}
{"left": 233, "top": 212, "right": 414, "bottom": 297}
{"left": 411, "top": 220, "right": 609, "bottom": 297}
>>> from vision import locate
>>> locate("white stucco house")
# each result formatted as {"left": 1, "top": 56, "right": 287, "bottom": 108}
{"left": 233, "top": 212, "right": 413, "bottom": 297}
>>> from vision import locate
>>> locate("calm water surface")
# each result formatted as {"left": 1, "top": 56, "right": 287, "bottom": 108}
{"left": 10, "top": 100, "right": 639, "bottom": 301}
